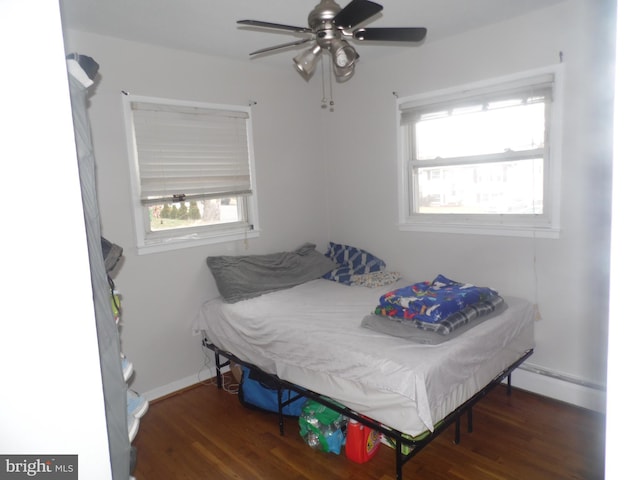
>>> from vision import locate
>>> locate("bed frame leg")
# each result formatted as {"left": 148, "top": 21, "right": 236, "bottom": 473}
{"left": 454, "top": 408, "right": 473, "bottom": 444}
{"left": 395, "top": 441, "right": 404, "bottom": 480}
{"left": 277, "top": 388, "right": 285, "bottom": 436}
{"left": 507, "top": 373, "right": 512, "bottom": 395}
{"left": 214, "top": 352, "right": 223, "bottom": 389}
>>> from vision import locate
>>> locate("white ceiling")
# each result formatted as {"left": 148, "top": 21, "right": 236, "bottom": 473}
{"left": 59, "top": 0, "right": 567, "bottom": 68}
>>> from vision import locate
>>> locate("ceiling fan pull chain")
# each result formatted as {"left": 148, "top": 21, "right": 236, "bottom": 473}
{"left": 320, "top": 55, "right": 328, "bottom": 109}
{"left": 329, "top": 61, "right": 335, "bottom": 112}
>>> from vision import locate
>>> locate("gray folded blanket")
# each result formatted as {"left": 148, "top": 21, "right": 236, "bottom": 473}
{"left": 361, "top": 300, "right": 508, "bottom": 345}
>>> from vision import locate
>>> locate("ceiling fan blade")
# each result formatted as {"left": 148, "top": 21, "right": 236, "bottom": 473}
{"left": 332, "top": 0, "right": 383, "bottom": 30}
{"left": 353, "top": 27, "right": 427, "bottom": 42}
{"left": 249, "top": 38, "right": 313, "bottom": 56}
{"left": 237, "top": 19, "right": 312, "bottom": 34}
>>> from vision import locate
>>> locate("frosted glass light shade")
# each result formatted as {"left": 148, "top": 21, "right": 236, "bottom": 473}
{"left": 330, "top": 39, "right": 358, "bottom": 69}
{"left": 293, "top": 45, "right": 322, "bottom": 78}
{"left": 334, "top": 63, "right": 355, "bottom": 81}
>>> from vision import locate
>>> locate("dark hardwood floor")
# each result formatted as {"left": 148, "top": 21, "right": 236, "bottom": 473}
{"left": 132, "top": 375, "right": 605, "bottom": 480}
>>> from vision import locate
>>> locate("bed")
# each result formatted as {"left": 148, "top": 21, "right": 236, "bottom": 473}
{"left": 192, "top": 243, "right": 535, "bottom": 479}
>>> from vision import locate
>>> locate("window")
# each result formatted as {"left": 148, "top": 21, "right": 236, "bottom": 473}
{"left": 397, "top": 66, "right": 562, "bottom": 237}
{"left": 123, "top": 95, "right": 259, "bottom": 253}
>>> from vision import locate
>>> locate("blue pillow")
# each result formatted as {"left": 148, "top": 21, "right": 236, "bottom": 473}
{"left": 323, "top": 242, "right": 386, "bottom": 285}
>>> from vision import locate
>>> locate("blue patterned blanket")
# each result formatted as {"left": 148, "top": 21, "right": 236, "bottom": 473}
{"left": 374, "top": 274, "right": 501, "bottom": 333}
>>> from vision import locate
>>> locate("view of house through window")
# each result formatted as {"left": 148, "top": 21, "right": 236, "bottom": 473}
{"left": 398, "top": 68, "right": 559, "bottom": 233}
{"left": 414, "top": 99, "right": 545, "bottom": 215}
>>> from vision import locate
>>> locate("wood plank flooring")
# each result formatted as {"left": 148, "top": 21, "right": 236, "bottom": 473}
{"left": 132, "top": 375, "right": 605, "bottom": 480}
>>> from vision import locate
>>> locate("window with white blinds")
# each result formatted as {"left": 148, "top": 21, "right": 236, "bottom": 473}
{"left": 123, "top": 95, "right": 259, "bottom": 254}
{"left": 131, "top": 101, "right": 252, "bottom": 204}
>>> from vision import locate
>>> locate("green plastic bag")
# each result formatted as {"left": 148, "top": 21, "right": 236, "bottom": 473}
{"left": 298, "top": 400, "right": 346, "bottom": 454}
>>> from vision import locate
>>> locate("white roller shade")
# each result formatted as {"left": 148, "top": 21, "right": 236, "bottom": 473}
{"left": 399, "top": 73, "right": 554, "bottom": 124}
{"left": 131, "top": 101, "right": 252, "bottom": 205}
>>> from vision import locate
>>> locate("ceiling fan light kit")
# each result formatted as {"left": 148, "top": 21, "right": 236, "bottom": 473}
{"left": 330, "top": 38, "right": 358, "bottom": 66}
{"left": 238, "top": 0, "right": 427, "bottom": 82}
{"left": 293, "top": 44, "right": 323, "bottom": 78}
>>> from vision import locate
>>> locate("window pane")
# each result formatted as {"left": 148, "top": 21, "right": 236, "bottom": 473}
{"left": 148, "top": 197, "right": 243, "bottom": 232}
{"left": 415, "top": 159, "right": 543, "bottom": 214}
{"left": 416, "top": 102, "right": 545, "bottom": 160}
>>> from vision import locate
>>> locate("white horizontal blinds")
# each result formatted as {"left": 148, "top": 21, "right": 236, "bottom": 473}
{"left": 399, "top": 73, "right": 554, "bottom": 124}
{"left": 132, "top": 101, "right": 251, "bottom": 205}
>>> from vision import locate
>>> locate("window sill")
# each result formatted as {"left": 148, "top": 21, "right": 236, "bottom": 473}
{"left": 136, "top": 228, "right": 260, "bottom": 255}
{"left": 398, "top": 221, "right": 560, "bottom": 239}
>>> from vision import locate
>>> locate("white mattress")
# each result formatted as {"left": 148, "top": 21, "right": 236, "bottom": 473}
{"left": 192, "top": 279, "right": 535, "bottom": 436}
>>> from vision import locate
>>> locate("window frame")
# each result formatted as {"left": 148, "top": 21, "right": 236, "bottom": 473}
{"left": 396, "top": 65, "right": 563, "bottom": 238}
{"left": 122, "top": 94, "right": 259, "bottom": 254}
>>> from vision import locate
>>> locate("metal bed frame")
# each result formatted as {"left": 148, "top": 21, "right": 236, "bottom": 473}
{"left": 203, "top": 337, "right": 533, "bottom": 480}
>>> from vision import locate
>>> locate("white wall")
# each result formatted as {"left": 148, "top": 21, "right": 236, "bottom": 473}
{"left": 325, "top": 0, "right": 614, "bottom": 410}
{"left": 61, "top": 30, "right": 331, "bottom": 397}
{"left": 62, "top": 0, "right": 614, "bottom": 412}
{"left": 0, "top": 1, "right": 112, "bottom": 478}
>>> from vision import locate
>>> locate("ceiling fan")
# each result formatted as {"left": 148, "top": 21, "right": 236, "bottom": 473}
{"left": 238, "top": 0, "right": 427, "bottom": 82}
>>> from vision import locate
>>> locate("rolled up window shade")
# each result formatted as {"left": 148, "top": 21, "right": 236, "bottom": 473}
{"left": 399, "top": 73, "right": 554, "bottom": 125}
{"left": 131, "top": 101, "right": 252, "bottom": 205}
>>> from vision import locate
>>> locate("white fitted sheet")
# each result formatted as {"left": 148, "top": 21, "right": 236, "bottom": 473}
{"left": 192, "top": 279, "right": 535, "bottom": 436}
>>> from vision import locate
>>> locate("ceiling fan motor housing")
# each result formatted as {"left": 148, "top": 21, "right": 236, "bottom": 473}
{"left": 309, "top": 0, "right": 344, "bottom": 48}
{"left": 308, "top": 0, "right": 342, "bottom": 29}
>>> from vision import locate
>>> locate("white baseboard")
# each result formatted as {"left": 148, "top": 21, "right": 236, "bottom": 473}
{"left": 141, "top": 367, "right": 224, "bottom": 402}
{"left": 510, "top": 367, "right": 606, "bottom": 413}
